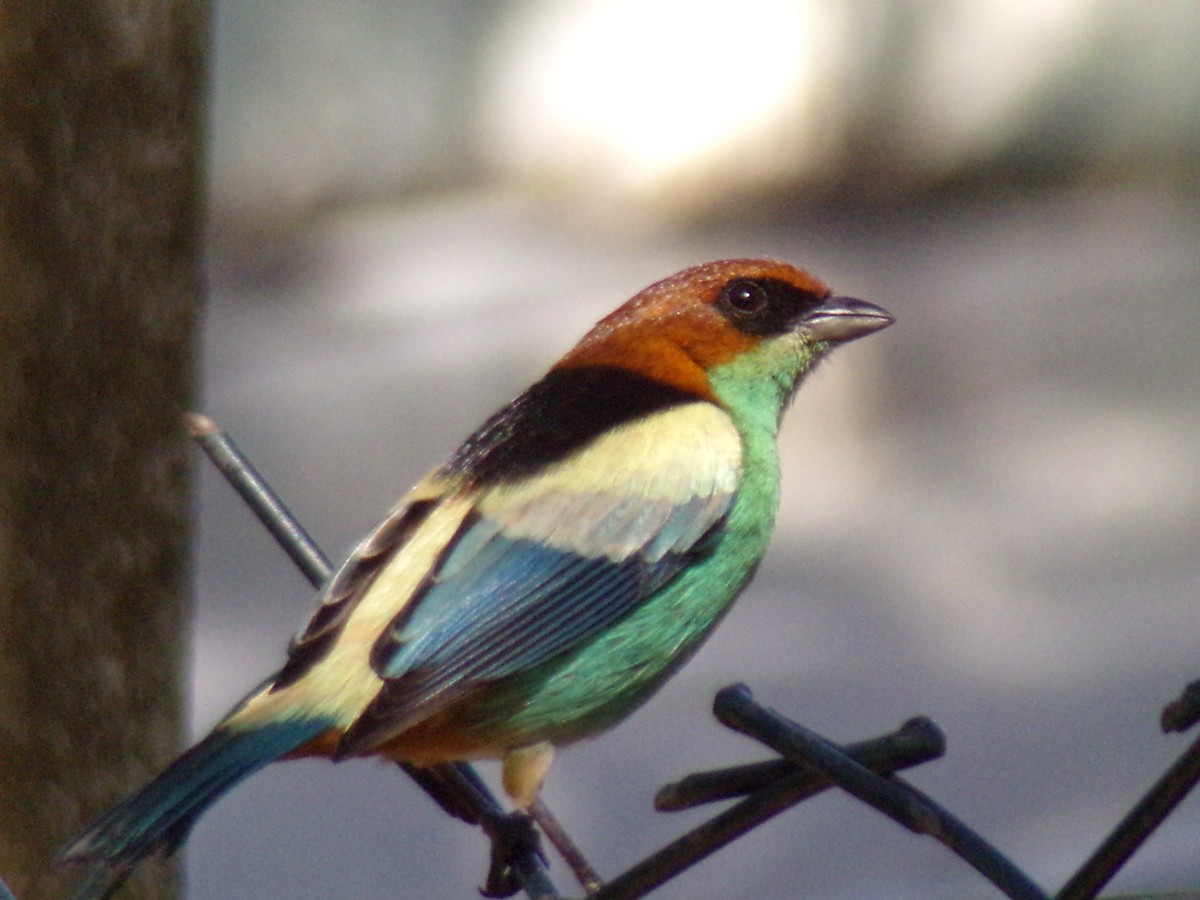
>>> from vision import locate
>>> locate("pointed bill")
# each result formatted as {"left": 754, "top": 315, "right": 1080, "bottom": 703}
{"left": 799, "top": 296, "right": 894, "bottom": 344}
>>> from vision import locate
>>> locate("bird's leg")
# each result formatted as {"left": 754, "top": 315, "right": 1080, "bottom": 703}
{"left": 501, "top": 743, "right": 556, "bottom": 809}
{"left": 417, "top": 752, "right": 604, "bottom": 897}
{"left": 419, "top": 762, "right": 547, "bottom": 898}
{"left": 503, "top": 744, "right": 604, "bottom": 894}
{"left": 481, "top": 811, "right": 546, "bottom": 899}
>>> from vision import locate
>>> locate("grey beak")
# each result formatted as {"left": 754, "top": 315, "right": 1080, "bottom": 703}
{"left": 800, "top": 296, "right": 894, "bottom": 343}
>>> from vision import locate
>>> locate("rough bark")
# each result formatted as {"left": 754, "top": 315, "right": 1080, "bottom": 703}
{"left": 0, "top": 2, "right": 209, "bottom": 896}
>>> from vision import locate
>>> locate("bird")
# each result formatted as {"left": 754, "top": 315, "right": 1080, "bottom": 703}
{"left": 60, "top": 258, "right": 892, "bottom": 895}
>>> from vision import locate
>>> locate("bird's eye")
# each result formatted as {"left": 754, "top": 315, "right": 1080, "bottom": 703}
{"left": 721, "top": 279, "right": 769, "bottom": 315}
{"left": 715, "top": 275, "right": 827, "bottom": 336}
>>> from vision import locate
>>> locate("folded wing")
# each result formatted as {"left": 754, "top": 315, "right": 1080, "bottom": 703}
{"left": 338, "top": 401, "right": 742, "bottom": 753}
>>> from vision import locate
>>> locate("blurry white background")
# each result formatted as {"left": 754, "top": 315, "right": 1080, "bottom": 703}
{"left": 189, "top": 2, "right": 1200, "bottom": 897}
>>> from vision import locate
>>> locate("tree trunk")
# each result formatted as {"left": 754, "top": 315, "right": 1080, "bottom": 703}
{"left": 0, "top": 2, "right": 209, "bottom": 896}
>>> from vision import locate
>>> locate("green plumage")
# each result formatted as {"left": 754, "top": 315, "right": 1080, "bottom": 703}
{"left": 59, "top": 258, "right": 892, "bottom": 896}
{"left": 420, "top": 333, "right": 821, "bottom": 749}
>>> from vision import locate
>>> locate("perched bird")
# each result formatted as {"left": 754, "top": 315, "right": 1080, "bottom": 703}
{"left": 61, "top": 258, "right": 892, "bottom": 894}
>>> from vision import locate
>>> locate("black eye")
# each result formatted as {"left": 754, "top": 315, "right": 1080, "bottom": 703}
{"left": 716, "top": 276, "right": 827, "bottom": 336}
{"left": 721, "top": 279, "right": 769, "bottom": 315}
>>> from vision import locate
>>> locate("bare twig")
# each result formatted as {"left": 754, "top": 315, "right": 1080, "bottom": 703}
{"left": 656, "top": 716, "right": 943, "bottom": 812}
{"left": 655, "top": 757, "right": 796, "bottom": 811}
{"left": 1056, "top": 726, "right": 1200, "bottom": 900}
{"left": 531, "top": 798, "right": 604, "bottom": 894}
{"left": 713, "top": 684, "right": 1050, "bottom": 900}
{"left": 186, "top": 413, "right": 563, "bottom": 900}
{"left": 185, "top": 413, "right": 332, "bottom": 585}
{"left": 1162, "top": 679, "right": 1200, "bottom": 734}
{"left": 595, "top": 713, "right": 944, "bottom": 898}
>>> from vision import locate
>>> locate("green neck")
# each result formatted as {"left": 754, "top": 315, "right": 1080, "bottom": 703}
{"left": 702, "top": 334, "right": 823, "bottom": 558}
{"left": 707, "top": 332, "right": 823, "bottom": 441}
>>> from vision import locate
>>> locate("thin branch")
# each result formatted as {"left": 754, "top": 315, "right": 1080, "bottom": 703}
{"left": 595, "top": 715, "right": 944, "bottom": 898}
{"left": 1162, "top": 679, "right": 1200, "bottom": 734}
{"left": 1056, "top": 726, "right": 1200, "bottom": 900}
{"left": 655, "top": 758, "right": 797, "bottom": 811}
{"left": 186, "top": 413, "right": 333, "bottom": 584}
{"left": 186, "top": 413, "right": 563, "bottom": 900}
{"left": 531, "top": 798, "right": 604, "bottom": 894}
{"left": 713, "top": 684, "right": 1050, "bottom": 900}
{"left": 656, "top": 716, "right": 943, "bottom": 812}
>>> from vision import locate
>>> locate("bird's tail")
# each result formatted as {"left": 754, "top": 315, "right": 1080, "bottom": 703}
{"left": 59, "top": 717, "right": 331, "bottom": 899}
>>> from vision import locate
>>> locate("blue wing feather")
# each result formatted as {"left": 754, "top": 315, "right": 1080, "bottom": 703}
{"left": 335, "top": 401, "right": 743, "bottom": 755}
{"left": 378, "top": 525, "right": 659, "bottom": 683}
{"left": 337, "top": 498, "right": 728, "bottom": 755}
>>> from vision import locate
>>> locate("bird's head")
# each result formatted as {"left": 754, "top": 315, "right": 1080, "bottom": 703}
{"left": 556, "top": 258, "right": 893, "bottom": 422}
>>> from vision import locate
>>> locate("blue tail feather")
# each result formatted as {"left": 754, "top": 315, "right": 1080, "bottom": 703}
{"left": 60, "top": 718, "right": 331, "bottom": 899}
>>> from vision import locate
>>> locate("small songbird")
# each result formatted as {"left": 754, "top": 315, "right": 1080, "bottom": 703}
{"left": 61, "top": 258, "right": 892, "bottom": 894}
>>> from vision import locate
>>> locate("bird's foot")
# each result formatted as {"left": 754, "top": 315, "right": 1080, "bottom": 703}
{"left": 480, "top": 810, "right": 546, "bottom": 898}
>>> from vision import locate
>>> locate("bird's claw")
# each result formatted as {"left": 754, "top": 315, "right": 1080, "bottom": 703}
{"left": 479, "top": 811, "right": 545, "bottom": 898}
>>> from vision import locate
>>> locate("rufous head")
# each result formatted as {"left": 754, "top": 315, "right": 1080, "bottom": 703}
{"left": 555, "top": 258, "right": 892, "bottom": 400}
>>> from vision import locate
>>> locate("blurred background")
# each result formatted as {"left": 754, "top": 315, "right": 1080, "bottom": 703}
{"left": 189, "top": 1, "right": 1200, "bottom": 897}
